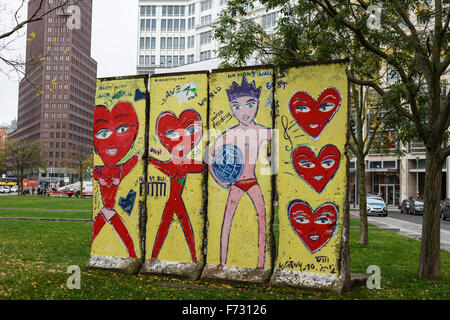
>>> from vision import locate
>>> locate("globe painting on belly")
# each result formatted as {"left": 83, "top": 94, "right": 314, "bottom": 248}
{"left": 211, "top": 144, "right": 244, "bottom": 185}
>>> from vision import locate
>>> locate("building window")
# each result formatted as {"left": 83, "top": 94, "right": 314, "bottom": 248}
{"left": 262, "top": 12, "right": 277, "bottom": 29}
{"left": 151, "top": 55, "right": 155, "bottom": 66}
{"left": 145, "top": 55, "right": 150, "bottom": 66}
{"left": 167, "top": 37, "right": 172, "bottom": 50}
{"left": 180, "top": 55, "right": 185, "bottom": 66}
{"left": 140, "top": 37, "right": 145, "bottom": 49}
{"left": 160, "top": 55, "right": 165, "bottom": 66}
{"left": 201, "top": 15, "right": 212, "bottom": 26}
{"left": 173, "top": 56, "right": 178, "bottom": 67}
{"left": 167, "top": 56, "right": 172, "bottom": 67}
{"left": 188, "top": 3, "right": 195, "bottom": 15}
{"left": 161, "top": 19, "right": 166, "bottom": 31}
{"left": 168, "top": 19, "right": 173, "bottom": 31}
{"left": 139, "top": 55, "right": 145, "bottom": 65}
{"left": 200, "top": 0, "right": 212, "bottom": 12}
{"left": 145, "top": 37, "right": 150, "bottom": 49}
{"left": 180, "top": 37, "right": 185, "bottom": 50}
{"left": 180, "top": 19, "right": 186, "bottom": 31}
{"left": 174, "top": 37, "right": 179, "bottom": 50}
{"left": 160, "top": 37, "right": 166, "bottom": 49}
{"left": 200, "top": 31, "right": 212, "bottom": 45}
{"left": 151, "top": 37, "right": 156, "bottom": 49}
{"left": 174, "top": 19, "right": 179, "bottom": 31}
{"left": 200, "top": 50, "right": 211, "bottom": 61}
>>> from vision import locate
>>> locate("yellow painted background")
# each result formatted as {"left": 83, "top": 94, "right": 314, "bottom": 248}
{"left": 91, "top": 77, "right": 147, "bottom": 258}
{"left": 146, "top": 73, "right": 208, "bottom": 264}
{"left": 206, "top": 68, "right": 274, "bottom": 269}
{"left": 274, "top": 63, "right": 347, "bottom": 275}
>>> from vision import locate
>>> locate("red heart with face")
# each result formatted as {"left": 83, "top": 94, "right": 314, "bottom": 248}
{"left": 94, "top": 102, "right": 139, "bottom": 169}
{"left": 288, "top": 87, "right": 341, "bottom": 139}
{"left": 156, "top": 109, "right": 202, "bottom": 159}
{"left": 291, "top": 145, "right": 340, "bottom": 193}
{"left": 288, "top": 200, "right": 338, "bottom": 253}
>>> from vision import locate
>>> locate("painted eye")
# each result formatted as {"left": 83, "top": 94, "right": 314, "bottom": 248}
{"left": 315, "top": 216, "right": 333, "bottom": 225}
{"left": 319, "top": 102, "right": 335, "bottom": 112}
{"left": 246, "top": 102, "right": 256, "bottom": 108}
{"left": 164, "top": 130, "right": 180, "bottom": 139}
{"left": 293, "top": 214, "right": 310, "bottom": 224}
{"left": 185, "top": 126, "right": 200, "bottom": 136}
{"left": 95, "top": 128, "right": 112, "bottom": 139}
{"left": 232, "top": 104, "right": 242, "bottom": 110}
{"left": 295, "top": 105, "right": 310, "bottom": 113}
{"left": 321, "top": 159, "right": 335, "bottom": 169}
{"left": 298, "top": 160, "right": 315, "bottom": 168}
{"left": 116, "top": 126, "right": 129, "bottom": 134}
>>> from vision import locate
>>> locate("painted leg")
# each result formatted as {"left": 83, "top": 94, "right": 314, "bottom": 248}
{"left": 152, "top": 201, "right": 175, "bottom": 260}
{"left": 109, "top": 214, "right": 137, "bottom": 258}
{"left": 220, "top": 186, "right": 245, "bottom": 265}
{"left": 175, "top": 199, "right": 197, "bottom": 264}
{"left": 92, "top": 213, "right": 106, "bottom": 243}
{"left": 247, "top": 184, "right": 266, "bottom": 269}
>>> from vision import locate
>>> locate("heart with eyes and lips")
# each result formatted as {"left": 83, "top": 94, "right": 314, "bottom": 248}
{"left": 288, "top": 199, "right": 338, "bottom": 253}
{"left": 291, "top": 145, "right": 340, "bottom": 193}
{"left": 156, "top": 109, "right": 203, "bottom": 159}
{"left": 93, "top": 102, "right": 139, "bottom": 169}
{"left": 288, "top": 87, "right": 341, "bottom": 140}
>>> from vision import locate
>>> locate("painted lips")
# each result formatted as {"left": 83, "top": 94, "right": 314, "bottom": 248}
{"left": 288, "top": 199, "right": 338, "bottom": 253}
{"left": 291, "top": 145, "right": 340, "bottom": 193}
{"left": 288, "top": 87, "right": 341, "bottom": 140}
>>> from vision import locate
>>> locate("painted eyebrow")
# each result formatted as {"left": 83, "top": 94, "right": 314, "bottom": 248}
{"left": 246, "top": 98, "right": 257, "bottom": 103}
{"left": 321, "top": 95, "right": 338, "bottom": 101}
{"left": 317, "top": 209, "right": 335, "bottom": 217}
{"left": 295, "top": 152, "right": 314, "bottom": 159}
{"left": 114, "top": 114, "right": 129, "bottom": 120}
{"left": 183, "top": 117, "right": 199, "bottom": 125}
{"left": 95, "top": 118, "right": 107, "bottom": 123}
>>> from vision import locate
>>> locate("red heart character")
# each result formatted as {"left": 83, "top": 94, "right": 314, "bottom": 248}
{"left": 288, "top": 200, "right": 338, "bottom": 253}
{"left": 156, "top": 109, "right": 202, "bottom": 159}
{"left": 94, "top": 102, "right": 139, "bottom": 169}
{"left": 288, "top": 87, "right": 341, "bottom": 139}
{"left": 291, "top": 145, "right": 340, "bottom": 193}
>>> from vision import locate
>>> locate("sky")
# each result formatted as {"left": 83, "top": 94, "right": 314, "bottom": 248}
{"left": 0, "top": 0, "right": 139, "bottom": 125}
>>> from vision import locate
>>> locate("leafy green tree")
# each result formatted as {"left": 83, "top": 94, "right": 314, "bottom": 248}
{"left": 1, "top": 139, "right": 44, "bottom": 194}
{"left": 214, "top": 0, "right": 449, "bottom": 278}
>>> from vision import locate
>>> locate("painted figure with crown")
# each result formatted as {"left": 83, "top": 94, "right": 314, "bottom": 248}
{"left": 208, "top": 76, "right": 272, "bottom": 269}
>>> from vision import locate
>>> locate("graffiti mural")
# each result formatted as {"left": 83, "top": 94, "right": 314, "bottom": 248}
{"left": 141, "top": 72, "right": 208, "bottom": 279}
{"left": 202, "top": 68, "right": 275, "bottom": 283}
{"left": 87, "top": 75, "right": 148, "bottom": 272}
{"left": 270, "top": 62, "right": 348, "bottom": 291}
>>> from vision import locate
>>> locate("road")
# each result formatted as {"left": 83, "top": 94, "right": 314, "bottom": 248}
{"left": 351, "top": 207, "right": 450, "bottom": 252}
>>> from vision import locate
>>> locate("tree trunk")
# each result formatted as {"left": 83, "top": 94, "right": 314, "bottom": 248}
{"left": 419, "top": 150, "right": 442, "bottom": 278}
{"left": 358, "top": 156, "right": 369, "bottom": 245}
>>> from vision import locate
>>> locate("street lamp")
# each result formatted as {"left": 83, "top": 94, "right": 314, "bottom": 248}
{"left": 416, "top": 156, "right": 419, "bottom": 198}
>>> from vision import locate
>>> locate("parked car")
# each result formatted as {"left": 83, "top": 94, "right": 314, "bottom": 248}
{"left": 366, "top": 195, "right": 388, "bottom": 216}
{"left": 409, "top": 199, "right": 424, "bottom": 215}
{"left": 0, "top": 186, "right": 11, "bottom": 193}
{"left": 400, "top": 198, "right": 412, "bottom": 214}
{"left": 9, "top": 185, "right": 18, "bottom": 193}
{"left": 440, "top": 199, "right": 450, "bottom": 221}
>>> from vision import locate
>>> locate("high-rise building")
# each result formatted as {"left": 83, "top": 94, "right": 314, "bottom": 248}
{"left": 136, "top": 0, "right": 279, "bottom": 75}
{"left": 10, "top": 0, "right": 97, "bottom": 183}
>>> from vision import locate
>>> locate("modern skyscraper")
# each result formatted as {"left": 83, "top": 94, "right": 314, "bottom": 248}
{"left": 10, "top": 0, "right": 97, "bottom": 183}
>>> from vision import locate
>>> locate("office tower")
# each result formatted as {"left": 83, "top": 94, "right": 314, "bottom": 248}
{"left": 10, "top": 0, "right": 97, "bottom": 183}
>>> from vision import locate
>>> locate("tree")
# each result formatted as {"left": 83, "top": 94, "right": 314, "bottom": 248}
{"left": 1, "top": 139, "right": 44, "bottom": 194}
{"left": 63, "top": 144, "right": 92, "bottom": 197}
{"left": 214, "top": 0, "right": 449, "bottom": 278}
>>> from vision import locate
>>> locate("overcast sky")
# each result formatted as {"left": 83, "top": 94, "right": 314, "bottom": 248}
{"left": 0, "top": 0, "right": 139, "bottom": 124}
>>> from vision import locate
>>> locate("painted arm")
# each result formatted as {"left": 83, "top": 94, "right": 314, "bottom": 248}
{"left": 186, "top": 160, "right": 203, "bottom": 173}
{"left": 148, "top": 156, "right": 174, "bottom": 177}
{"left": 121, "top": 154, "right": 140, "bottom": 179}
{"left": 93, "top": 166, "right": 102, "bottom": 181}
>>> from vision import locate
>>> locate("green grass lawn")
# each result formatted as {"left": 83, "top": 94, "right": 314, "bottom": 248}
{"left": 0, "top": 195, "right": 92, "bottom": 211}
{"left": 0, "top": 196, "right": 448, "bottom": 299}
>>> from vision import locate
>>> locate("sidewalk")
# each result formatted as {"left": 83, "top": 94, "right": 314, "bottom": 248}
{"left": 350, "top": 209, "right": 450, "bottom": 252}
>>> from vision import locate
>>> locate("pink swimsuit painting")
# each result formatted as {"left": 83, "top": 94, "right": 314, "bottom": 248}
{"left": 208, "top": 76, "right": 272, "bottom": 269}
{"left": 92, "top": 102, "right": 140, "bottom": 259}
